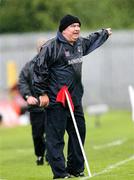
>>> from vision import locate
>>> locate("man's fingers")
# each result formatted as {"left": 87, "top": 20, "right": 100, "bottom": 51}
{"left": 39, "top": 95, "right": 49, "bottom": 107}
{"left": 27, "top": 96, "right": 38, "bottom": 105}
{"left": 106, "top": 28, "right": 112, "bottom": 36}
{"left": 40, "top": 100, "right": 49, "bottom": 107}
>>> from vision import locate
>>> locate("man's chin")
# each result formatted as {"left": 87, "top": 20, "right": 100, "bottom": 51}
{"left": 73, "top": 36, "right": 79, "bottom": 41}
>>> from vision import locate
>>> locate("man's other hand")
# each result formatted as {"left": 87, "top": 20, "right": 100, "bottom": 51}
{"left": 27, "top": 96, "right": 38, "bottom": 105}
{"left": 39, "top": 94, "right": 49, "bottom": 107}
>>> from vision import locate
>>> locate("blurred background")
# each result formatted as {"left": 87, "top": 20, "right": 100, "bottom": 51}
{"left": 0, "top": 0, "right": 134, "bottom": 127}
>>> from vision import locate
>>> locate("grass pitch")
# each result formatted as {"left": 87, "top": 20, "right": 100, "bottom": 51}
{"left": 0, "top": 110, "right": 134, "bottom": 180}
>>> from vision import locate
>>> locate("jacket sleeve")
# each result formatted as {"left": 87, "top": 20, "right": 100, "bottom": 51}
{"left": 18, "top": 62, "right": 32, "bottom": 100}
{"left": 82, "top": 29, "right": 109, "bottom": 56}
{"left": 33, "top": 46, "right": 50, "bottom": 96}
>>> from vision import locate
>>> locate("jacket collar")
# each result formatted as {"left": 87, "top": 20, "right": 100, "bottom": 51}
{"left": 56, "top": 31, "right": 68, "bottom": 44}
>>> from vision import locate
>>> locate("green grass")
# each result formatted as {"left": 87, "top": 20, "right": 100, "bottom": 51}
{"left": 0, "top": 110, "right": 134, "bottom": 180}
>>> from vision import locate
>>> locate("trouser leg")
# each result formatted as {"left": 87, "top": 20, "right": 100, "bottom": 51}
{"left": 46, "top": 104, "right": 67, "bottom": 178}
{"left": 66, "top": 105, "right": 86, "bottom": 174}
{"left": 30, "top": 111, "right": 46, "bottom": 157}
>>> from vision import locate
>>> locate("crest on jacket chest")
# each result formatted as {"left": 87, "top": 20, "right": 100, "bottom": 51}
{"left": 64, "top": 45, "right": 82, "bottom": 58}
{"left": 77, "top": 46, "right": 81, "bottom": 53}
{"left": 64, "top": 50, "right": 70, "bottom": 57}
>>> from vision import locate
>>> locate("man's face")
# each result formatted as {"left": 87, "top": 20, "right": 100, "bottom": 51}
{"left": 62, "top": 23, "right": 80, "bottom": 43}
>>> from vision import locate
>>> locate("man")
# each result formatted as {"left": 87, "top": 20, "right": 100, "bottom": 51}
{"left": 18, "top": 38, "right": 48, "bottom": 165}
{"left": 33, "top": 14, "right": 112, "bottom": 179}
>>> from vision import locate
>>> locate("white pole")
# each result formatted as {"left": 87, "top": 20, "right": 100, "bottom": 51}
{"left": 65, "top": 91, "right": 92, "bottom": 177}
{"left": 128, "top": 85, "right": 134, "bottom": 122}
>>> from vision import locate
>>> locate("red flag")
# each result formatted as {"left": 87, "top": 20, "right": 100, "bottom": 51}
{"left": 56, "top": 85, "right": 74, "bottom": 111}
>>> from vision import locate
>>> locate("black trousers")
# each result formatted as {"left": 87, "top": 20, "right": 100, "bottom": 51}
{"left": 46, "top": 104, "right": 86, "bottom": 178}
{"left": 30, "top": 111, "right": 46, "bottom": 157}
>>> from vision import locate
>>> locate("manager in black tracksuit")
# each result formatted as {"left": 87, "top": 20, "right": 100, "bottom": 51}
{"left": 33, "top": 14, "right": 112, "bottom": 179}
{"left": 18, "top": 39, "right": 48, "bottom": 165}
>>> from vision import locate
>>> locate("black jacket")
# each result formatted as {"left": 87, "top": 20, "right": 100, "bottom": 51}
{"left": 18, "top": 56, "right": 45, "bottom": 112}
{"left": 33, "top": 29, "right": 109, "bottom": 107}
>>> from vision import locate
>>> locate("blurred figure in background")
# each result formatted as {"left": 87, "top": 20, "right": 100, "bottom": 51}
{"left": 36, "top": 38, "right": 47, "bottom": 53}
{"left": 9, "top": 83, "right": 27, "bottom": 116}
{"left": 18, "top": 38, "right": 48, "bottom": 165}
{"left": 0, "top": 83, "right": 28, "bottom": 127}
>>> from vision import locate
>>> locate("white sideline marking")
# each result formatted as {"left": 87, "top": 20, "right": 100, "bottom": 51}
{"left": 93, "top": 139, "right": 126, "bottom": 150}
{"left": 80, "top": 155, "right": 134, "bottom": 179}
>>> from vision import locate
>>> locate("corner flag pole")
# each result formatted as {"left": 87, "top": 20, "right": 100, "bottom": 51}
{"left": 65, "top": 91, "right": 92, "bottom": 177}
